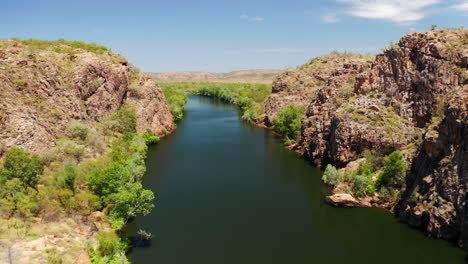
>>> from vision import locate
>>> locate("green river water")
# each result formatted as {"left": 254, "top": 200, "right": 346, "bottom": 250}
{"left": 127, "top": 96, "right": 465, "bottom": 264}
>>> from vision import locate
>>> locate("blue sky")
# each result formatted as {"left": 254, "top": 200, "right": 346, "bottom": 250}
{"left": 1, "top": 0, "right": 467, "bottom": 72}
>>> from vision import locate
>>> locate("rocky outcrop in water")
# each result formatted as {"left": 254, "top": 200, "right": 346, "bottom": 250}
{"left": 265, "top": 29, "right": 468, "bottom": 249}
{"left": 0, "top": 39, "right": 174, "bottom": 154}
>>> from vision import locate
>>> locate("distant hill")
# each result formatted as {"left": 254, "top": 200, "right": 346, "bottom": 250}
{"left": 147, "top": 69, "right": 283, "bottom": 84}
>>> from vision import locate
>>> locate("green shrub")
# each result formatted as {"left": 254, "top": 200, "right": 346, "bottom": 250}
{"left": 61, "top": 140, "right": 86, "bottom": 162}
{"left": 377, "top": 150, "right": 407, "bottom": 188}
{"left": 87, "top": 163, "right": 132, "bottom": 200}
{"left": 352, "top": 175, "right": 368, "bottom": 197}
{"left": 12, "top": 79, "right": 27, "bottom": 87}
{"left": 272, "top": 106, "right": 304, "bottom": 140}
{"left": 75, "top": 191, "right": 101, "bottom": 215}
{"left": 142, "top": 133, "right": 160, "bottom": 145}
{"left": 97, "top": 230, "right": 120, "bottom": 256}
{"left": 0, "top": 178, "right": 38, "bottom": 217}
{"left": 322, "top": 164, "right": 340, "bottom": 187}
{"left": 356, "top": 160, "right": 374, "bottom": 177}
{"left": 162, "top": 87, "right": 188, "bottom": 121}
{"left": 56, "top": 163, "right": 78, "bottom": 192}
{"left": 67, "top": 121, "right": 90, "bottom": 142}
{"left": 111, "top": 104, "right": 137, "bottom": 134}
{"left": 379, "top": 187, "right": 400, "bottom": 202}
{"left": 1, "top": 147, "right": 44, "bottom": 188}
{"left": 46, "top": 248, "right": 63, "bottom": 264}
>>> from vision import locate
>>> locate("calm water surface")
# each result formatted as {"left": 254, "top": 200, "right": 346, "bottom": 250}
{"left": 127, "top": 96, "right": 465, "bottom": 264}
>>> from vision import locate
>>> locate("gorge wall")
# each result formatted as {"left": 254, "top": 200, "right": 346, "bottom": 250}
{"left": 0, "top": 39, "right": 174, "bottom": 156}
{"left": 263, "top": 29, "right": 467, "bottom": 249}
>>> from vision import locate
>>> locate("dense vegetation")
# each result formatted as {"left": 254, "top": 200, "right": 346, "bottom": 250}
{"left": 322, "top": 150, "right": 407, "bottom": 202}
{"left": 159, "top": 82, "right": 271, "bottom": 122}
{"left": 192, "top": 82, "right": 271, "bottom": 121}
{"left": 0, "top": 104, "right": 156, "bottom": 263}
{"left": 271, "top": 106, "right": 305, "bottom": 144}
{"left": 159, "top": 83, "right": 189, "bottom": 122}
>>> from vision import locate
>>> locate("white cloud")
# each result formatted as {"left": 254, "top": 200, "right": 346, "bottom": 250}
{"left": 252, "top": 16, "right": 265, "bottom": 22}
{"left": 451, "top": 1, "right": 468, "bottom": 13}
{"left": 240, "top": 14, "right": 264, "bottom": 23}
{"left": 321, "top": 13, "right": 338, "bottom": 23}
{"left": 338, "top": 0, "right": 441, "bottom": 24}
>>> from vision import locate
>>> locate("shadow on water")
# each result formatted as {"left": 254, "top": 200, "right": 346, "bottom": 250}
{"left": 125, "top": 95, "right": 466, "bottom": 264}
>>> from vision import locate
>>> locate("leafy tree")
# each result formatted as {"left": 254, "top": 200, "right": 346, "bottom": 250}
{"left": 377, "top": 150, "right": 407, "bottom": 187}
{"left": 431, "top": 24, "right": 438, "bottom": 30}
{"left": 272, "top": 106, "right": 305, "bottom": 141}
{"left": 322, "top": 164, "right": 340, "bottom": 187}
{"left": 88, "top": 163, "right": 132, "bottom": 199}
{"left": 108, "top": 182, "right": 154, "bottom": 225}
{"left": 0, "top": 178, "right": 38, "bottom": 217}
{"left": 1, "top": 147, "right": 44, "bottom": 188}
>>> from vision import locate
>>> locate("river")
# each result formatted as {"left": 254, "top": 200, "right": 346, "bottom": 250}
{"left": 126, "top": 96, "right": 465, "bottom": 263}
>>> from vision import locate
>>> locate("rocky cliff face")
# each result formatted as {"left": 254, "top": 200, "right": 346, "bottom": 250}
{"left": 266, "top": 29, "right": 468, "bottom": 249}
{"left": 264, "top": 53, "right": 372, "bottom": 127}
{"left": 0, "top": 39, "right": 174, "bottom": 154}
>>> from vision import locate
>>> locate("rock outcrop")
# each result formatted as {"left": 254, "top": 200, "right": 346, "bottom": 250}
{"left": 325, "top": 193, "right": 368, "bottom": 208}
{"left": 264, "top": 53, "right": 372, "bottom": 127}
{"left": 0, "top": 39, "right": 174, "bottom": 155}
{"left": 266, "top": 29, "right": 468, "bottom": 249}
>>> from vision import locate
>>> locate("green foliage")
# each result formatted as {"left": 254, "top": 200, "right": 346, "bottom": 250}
{"left": 20, "top": 38, "right": 109, "bottom": 55}
{"left": 431, "top": 24, "right": 438, "bottom": 31}
{"left": 189, "top": 82, "right": 271, "bottom": 121}
{"left": 111, "top": 104, "right": 137, "bottom": 134}
{"left": 0, "top": 178, "right": 38, "bottom": 217}
{"left": 408, "top": 191, "right": 419, "bottom": 203}
{"left": 322, "top": 164, "right": 340, "bottom": 187}
{"left": 379, "top": 187, "right": 400, "bottom": 202}
{"left": 60, "top": 140, "right": 86, "bottom": 162}
{"left": 74, "top": 191, "right": 101, "bottom": 215}
{"left": 108, "top": 182, "right": 154, "bottom": 227}
{"left": 12, "top": 79, "right": 28, "bottom": 87}
{"left": 67, "top": 121, "right": 90, "bottom": 142}
{"left": 56, "top": 163, "right": 78, "bottom": 193}
{"left": 162, "top": 86, "right": 188, "bottom": 121}
{"left": 88, "top": 163, "right": 132, "bottom": 199}
{"left": 377, "top": 150, "right": 407, "bottom": 188}
{"left": 46, "top": 248, "right": 63, "bottom": 264}
{"left": 142, "top": 133, "right": 160, "bottom": 145}
{"left": 1, "top": 147, "right": 44, "bottom": 188}
{"left": 89, "top": 231, "right": 129, "bottom": 264}
{"left": 363, "top": 150, "right": 384, "bottom": 169}
{"left": 97, "top": 231, "right": 120, "bottom": 256}
{"left": 272, "top": 106, "right": 304, "bottom": 141}
{"left": 352, "top": 175, "right": 368, "bottom": 197}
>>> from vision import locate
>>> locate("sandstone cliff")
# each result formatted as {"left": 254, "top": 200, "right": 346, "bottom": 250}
{"left": 265, "top": 29, "right": 467, "bottom": 249}
{"left": 0, "top": 39, "right": 174, "bottom": 155}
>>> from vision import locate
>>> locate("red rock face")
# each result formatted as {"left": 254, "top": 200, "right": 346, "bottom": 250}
{"left": 268, "top": 29, "right": 468, "bottom": 249}
{"left": 0, "top": 40, "right": 174, "bottom": 154}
